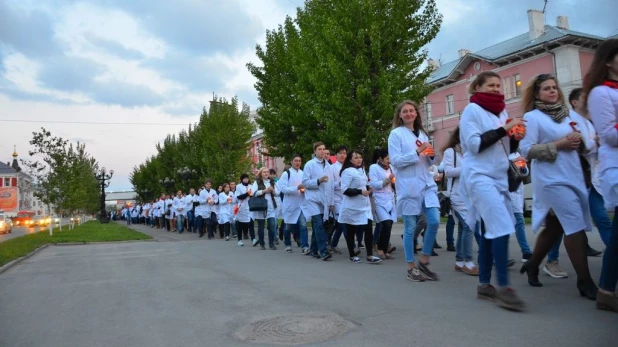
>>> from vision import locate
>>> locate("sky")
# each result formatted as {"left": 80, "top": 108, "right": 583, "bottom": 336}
{"left": 1, "top": 0, "right": 615, "bottom": 191}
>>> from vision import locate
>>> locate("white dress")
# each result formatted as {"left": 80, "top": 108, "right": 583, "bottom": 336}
{"left": 368, "top": 164, "right": 397, "bottom": 223}
{"left": 588, "top": 85, "right": 618, "bottom": 208}
{"left": 338, "top": 167, "right": 371, "bottom": 225}
{"left": 519, "top": 109, "right": 592, "bottom": 235}
{"left": 459, "top": 103, "right": 515, "bottom": 239}
{"left": 387, "top": 126, "right": 439, "bottom": 216}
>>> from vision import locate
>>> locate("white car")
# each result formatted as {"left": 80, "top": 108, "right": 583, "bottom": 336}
{"left": 51, "top": 215, "right": 61, "bottom": 224}
{"left": 0, "top": 215, "right": 13, "bottom": 234}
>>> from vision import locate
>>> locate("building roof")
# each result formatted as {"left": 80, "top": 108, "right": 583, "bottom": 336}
{"left": 105, "top": 191, "right": 137, "bottom": 201}
{"left": 428, "top": 25, "right": 605, "bottom": 85}
{"left": 0, "top": 161, "right": 17, "bottom": 174}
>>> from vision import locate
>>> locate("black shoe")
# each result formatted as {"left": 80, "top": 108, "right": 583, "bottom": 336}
{"left": 586, "top": 245, "right": 602, "bottom": 257}
{"left": 431, "top": 250, "right": 438, "bottom": 256}
{"left": 507, "top": 259, "right": 516, "bottom": 267}
{"left": 358, "top": 243, "right": 365, "bottom": 249}
{"left": 388, "top": 246, "right": 396, "bottom": 253}
{"left": 520, "top": 263, "right": 542, "bottom": 287}
{"left": 321, "top": 253, "right": 332, "bottom": 261}
{"left": 260, "top": 246, "right": 266, "bottom": 250}
{"left": 417, "top": 261, "right": 439, "bottom": 281}
{"left": 433, "top": 242, "right": 442, "bottom": 249}
{"left": 199, "top": 233, "right": 204, "bottom": 238}
{"left": 269, "top": 245, "right": 277, "bottom": 250}
{"left": 577, "top": 279, "right": 598, "bottom": 300}
{"left": 522, "top": 253, "right": 532, "bottom": 263}
{"left": 313, "top": 253, "right": 321, "bottom": 259}
{"left": 446, "top": 245, "right": 456, "bottom": 252}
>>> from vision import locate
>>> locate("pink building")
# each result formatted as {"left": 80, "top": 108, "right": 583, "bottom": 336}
{"left": 248, "top": 112, "right": 285, "bottom": 175}
{"left": 423, "top": 9, "right": 607, "bottom": 155}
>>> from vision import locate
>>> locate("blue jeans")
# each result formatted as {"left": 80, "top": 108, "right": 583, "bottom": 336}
{"left": 285, "top": 213, "right": 308, "bottom": 248}
{"left": 453, "top": 210, "right": 474, "bottom": 262}
{"left": 589, "top": 186, "right": 612, "bottom": 247}
{"left": 446, "top": 214, "right": 455, "bottom": 246}
{"left": 257, "top": 217, "right": 276, "bottom": 247}
{"left": 309, "top": 214, "right": 329, "bottom": 257}
{"left": 176, "top": 215, "right": 184, "bottom": 233}
{"left": 186, "top": 210, "right": 195, "bottom": 232}
{"left": 402, "top": 204, "right": 440, "bottom": 263}
{"left": 514, "top": 212, "right": 531, "bottom": 255}
{"left": 331, "top": 221, "right": 347, "bottom": 248}
{"left": 599, "top": 207, "right": 618, "bottom": 292}
{"left": 478, "top": 220, "right": 510, "bottom": 287}
{"left": 548, "top": 234, "right": 563, "bottom": 262}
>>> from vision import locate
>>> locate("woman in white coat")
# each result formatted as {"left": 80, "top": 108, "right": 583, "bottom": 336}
{"left": 218, "top": 183, "right": 234, "bottom": 241}
{"left": 519, "top": 73, "right": 596, "bottom": 300}
{"left": 584, "top": 38, "right": 618, "bottom": 312}
{"left": 277, "top": 154, "right": 308, "bottom": 253}
{"left": 339, "top": 150, "right": 381, "bottom": 264}
{"left": 368, "top": 148, "right": 396, "bottom": 260}
{"left": 388, "top": 100, "right": 439, "bottom": 282}
{"left": 441, "top": 127, "right": 478, "bottom": 276}
{"left": 251, "top": 167, "right": 280, "bottom": 250}
{"left": 459, "top": 71, "right": 526, "bottom": 310}
{"left": 235, "top": 174, "right": 258, "bottom": 247}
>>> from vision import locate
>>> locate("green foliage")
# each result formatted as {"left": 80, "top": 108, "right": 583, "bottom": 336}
{"left": 0, "top": 221, "right": 151, "bottom": 267}
{"left": 130, "top": 96, "right": 255, "bottom": 199}
{"left": 21, "top": 128, "right": 101, "bottom": 215}
{"left": 247, "top": 0, "right": 442, "bottom": 161}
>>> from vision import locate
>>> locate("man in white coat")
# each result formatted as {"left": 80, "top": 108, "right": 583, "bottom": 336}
{"left": 196, "top": 180, "right": 218, "bottom": 238}
{"left": 184, "top": 188, "right": 198, "bottom": 233}
{"left": 302, "top": 142, "right": 333, "bottom": 261}
{"left": 174, "top": 190, "right": 186, "bottom": 234}
{"left": 277, "top": 154, "right": 308, "bottom": 253}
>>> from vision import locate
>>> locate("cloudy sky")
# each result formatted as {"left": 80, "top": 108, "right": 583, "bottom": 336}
{"left": 1, "top": 0, "right": 615, "bottom": 191}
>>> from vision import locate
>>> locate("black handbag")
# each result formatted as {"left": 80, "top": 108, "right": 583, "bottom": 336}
{"left": 248, "top": 196, "right": 268, "bottom": 212}
{"left": 501, "top": 141, "right": 525, "bottom": 192}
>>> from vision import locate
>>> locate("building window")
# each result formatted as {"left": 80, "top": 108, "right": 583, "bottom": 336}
{"left": 503, "top": 76, "right": 512, "bottom": 99}
{"left": 514, "top": 74, "right": 522, "bottom": 97}
{"left": 445, "top": 95, "right": 454, "bottom": 115}
{"left": 4, "top": 178, "right": 10, "bottom": 187}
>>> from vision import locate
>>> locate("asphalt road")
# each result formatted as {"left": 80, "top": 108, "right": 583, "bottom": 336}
{"left": 0, "top": 218, "right": 76, "bottom": 243}
{"left": 0, "top": 221, "right": 615, "bottom": 347}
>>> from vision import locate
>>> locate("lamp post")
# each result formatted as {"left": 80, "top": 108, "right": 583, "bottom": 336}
{"left": 95, "top": 167, "right": 114, "bottom": 223}
{"left": 177, "top": 167, "right": 196, "bottom": 191}
{"left": 159, "top": 177, "right": 175, "bottom": 195}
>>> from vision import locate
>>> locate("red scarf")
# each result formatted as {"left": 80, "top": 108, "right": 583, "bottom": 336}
{"left": 470, "top": 92, "right": 505, "bottom": 115}
{"left": 602, "top": 80, "right": 618, "bottom": 89}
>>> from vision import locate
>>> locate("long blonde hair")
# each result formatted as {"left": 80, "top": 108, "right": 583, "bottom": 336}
{"left": 391, "top": 100, "right": 425, "bottom": 132}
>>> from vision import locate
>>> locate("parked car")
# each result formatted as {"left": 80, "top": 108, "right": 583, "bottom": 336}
{"left": 30, "top": 216, "right": 50, "bottom": 228}
{"left": 0, "top": 215, "right": 12, "bottom": 234}
{"left": 51, "top": 215, "right": 60, "bottom": 224}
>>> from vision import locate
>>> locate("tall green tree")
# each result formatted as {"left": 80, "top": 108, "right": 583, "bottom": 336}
{"left": 130, "top": 96, "right": 255, "bottom": 195}
{"left": 247, "top": 0, "right": 442, "bottom": 161}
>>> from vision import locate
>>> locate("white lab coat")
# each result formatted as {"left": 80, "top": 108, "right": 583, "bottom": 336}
{"left": 459, "top": 103, "right": 514, "bottom": 239}
{"left": 442, "top": 147, "right": 468, "bottom": 223}
{"left": 387, "top": 126, "right": 439, "bottom": 216}
{"left": 251, "top": 180, "right": 279, "bottom": 220}
{"left": 520, "top": 109, "right": 592, "bottom": 235}
{"left": 173, "top": 196, "right": 185, "bottom": 217}
{"left": 184, "top": 194, "right": 197, "bottom": 213}
{"left": 301, "top": 158, "right": 333, "bottom": 221}
{"left": 196, "top": 189, "right": 218, "bottom": 218}
{"left": 235, "top": 184, "right": 252, "bottom": 223}
{"left": 368, "top": 164, "right": 397, "bottom": 223}
{"left": 338, "top": 167, "right": 371, "bottom": 225}
{"left": 330, "top": 161, "right": 344, "bottom": 216}
{"left": 588, "top": 85, "right": 618, "bottom": 208}
{"left": 277, "top": 168, "right": 305, "bottom": 224}
{"left": 164, "top": 198, "right": 174, "bottom": 219}
{"left": 218, "top": 192, "right": 234, "bottom": 224}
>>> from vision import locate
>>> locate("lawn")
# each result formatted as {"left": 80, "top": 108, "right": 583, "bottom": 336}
{"left": 0, "top": 221, "right": 152, "bottom": 267}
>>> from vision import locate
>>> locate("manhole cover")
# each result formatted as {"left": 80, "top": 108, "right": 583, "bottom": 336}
{"left": 235, "top": 312, "right": 355, "bottom": 345}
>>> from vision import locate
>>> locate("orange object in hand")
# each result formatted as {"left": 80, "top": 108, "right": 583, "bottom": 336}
{"left": 248, "top": 189, "right": 253, "bottom": 196}
{"left": 514, "top": 159, "right": 527, "bottom": 168}
{"left": 391, "top": 177, "right": 396, "bottom": 184}
{"left": 227, "top": 197, "right": 232, "bottom": 202}
{"left": 300, "top": 188, "right": 306, "bottom": 194}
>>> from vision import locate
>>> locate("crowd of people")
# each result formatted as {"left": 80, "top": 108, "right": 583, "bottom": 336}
{"left": 120, "top": 39, "right": 617, "bottom": 313}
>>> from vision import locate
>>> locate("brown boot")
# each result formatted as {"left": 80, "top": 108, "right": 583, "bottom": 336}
{"left": 495, "top": 288, "right": 525, "bottom": 311}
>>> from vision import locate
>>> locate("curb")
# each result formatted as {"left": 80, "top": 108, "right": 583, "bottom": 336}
{"left": 0, "top": 239, "right": 157, "bottom": 275}
{"left": 0, "top": 243, "right": 50, "bottom": 275}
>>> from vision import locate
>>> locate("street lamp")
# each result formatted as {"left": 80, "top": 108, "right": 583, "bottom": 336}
{"left": 159, "top": 177, "right": 175, "bottom": 195}
{"left": 177, "top": 167, "right": 196, "bottom": 191}
{"left": 95, "top": 167, "right": 114, "bottom": 223}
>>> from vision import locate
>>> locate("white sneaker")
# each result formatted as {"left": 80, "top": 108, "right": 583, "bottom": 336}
{"left": 238, "top": 241, "right": 244, "bottom": 247}
{"left": 252, "top": 239, "right": 259, "bottom": 247}
{"left": 286, "top": 246, "right": 292, "bottom": 253}
{"left": 225, "top": 236, "right": 230, "bottom": 241}
{"left": 302, "top": 247, "right": 310, "bottom": 255}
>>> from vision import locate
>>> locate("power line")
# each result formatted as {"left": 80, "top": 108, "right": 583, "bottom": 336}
{"left": 0, "top": 119, "right": 193, "bottom": 126}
